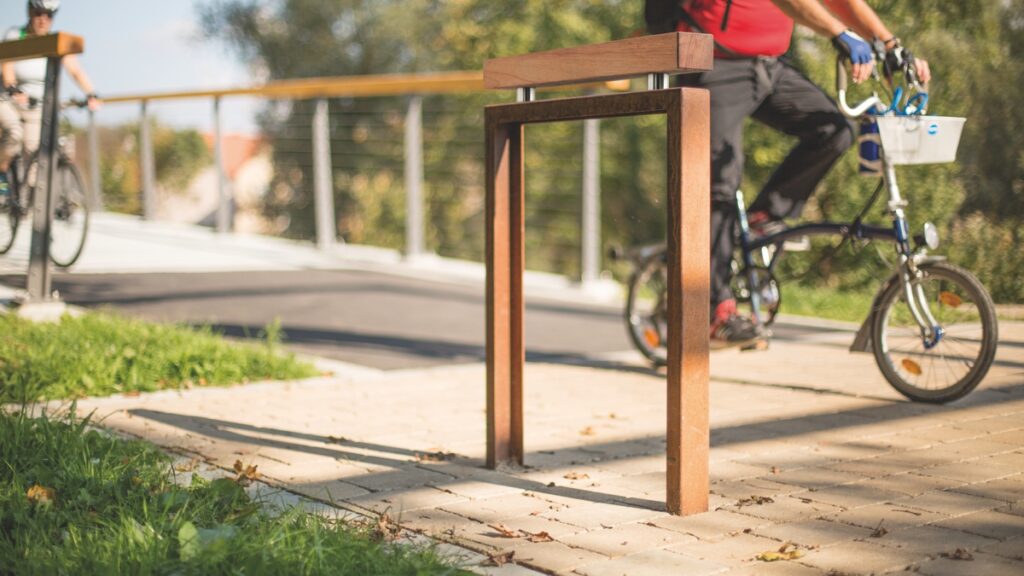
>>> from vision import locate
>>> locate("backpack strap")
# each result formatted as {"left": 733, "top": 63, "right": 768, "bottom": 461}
{"left": 678, "top": 4, "right": 740, "bottom": 57}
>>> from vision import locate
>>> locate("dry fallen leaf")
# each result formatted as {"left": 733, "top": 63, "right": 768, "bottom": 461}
{"left": 563, "top": 472, "right": 590, "bottom": 480}
{"left": 489, "top": 524, "right": 519, "bottom": 538}
{"left": 579, "top": 426, "right": 596, "bottom": 436}
{"left": 737, "top": 495, "right": 774, "bottom": 507}
{"left": 232, "top": 460, "right": 259, "bottom": 483}
{"left": 940, "top": 548, "right": 974, "bottom": 561}
{"left": 870, "top": 520, "right": 888, "bottom": 538}
{"left": 26, "top": 484, "right": 56, "bottom": 505}
{"left": 414, "top": 451, "right": 456, "bottom": 463}
{"left": 373, "top": 513, "right": 401, "bottom": 541}
{"left": 326, "top": 435, "right": 347, "bottom": 444}
{"left": 483, "top": 551, "right": 515, "bottom": 567}
{"left": 524, "top": 530, "right": 554, "bottom": 543}
{"left": 757, "top": 543, "right": 804, "bottom": 562}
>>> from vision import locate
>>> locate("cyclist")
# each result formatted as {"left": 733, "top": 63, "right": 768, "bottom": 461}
{"left": 667, "top": 0, "right": 930, "bottom": 348}
{"left": 0, "top": 97, "right": 20, "bottom": 204}
{"left": 2, "top": 0, "right": 101, "bottom": 163}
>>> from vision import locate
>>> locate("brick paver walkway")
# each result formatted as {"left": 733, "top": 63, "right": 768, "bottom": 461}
{"left": 65, "top": 321, "right": 1024, "bottom": 575}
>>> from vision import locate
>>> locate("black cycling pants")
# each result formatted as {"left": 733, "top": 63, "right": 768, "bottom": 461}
{"left": 681, "top": 57, "right": 854, "bottom": 310}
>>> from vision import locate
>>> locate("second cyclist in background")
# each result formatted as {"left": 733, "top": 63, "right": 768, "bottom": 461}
{"left": 2, "top": 0, "right": 101, "bottom": 162}
{"left": 661, "top": 0, "right": 930, "bottom": 348}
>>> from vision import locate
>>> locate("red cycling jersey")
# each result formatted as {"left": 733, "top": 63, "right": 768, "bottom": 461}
{"left": 677, "top": 0, "right": 795, "bottom": 58}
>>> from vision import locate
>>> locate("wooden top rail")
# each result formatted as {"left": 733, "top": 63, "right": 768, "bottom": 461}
{"left": 0, "top": 32, "right": 83, "bottom": 62}
{"left": 483, "top": 32, "right": 713, "bottom": 89}
{"left": 102, "top": 71, "right": 487, "bottom": 104}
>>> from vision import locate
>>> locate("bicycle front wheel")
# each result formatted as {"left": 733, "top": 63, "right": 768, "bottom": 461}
{"left": 48, "top": 159, "right": 90, "bottom": 268}
{"left": 625, "top": 251, "right": 669, "bottom": 367}
{"left": 0, "top": 163, "right": 19, "bottom": 254}
{"left": 871, "top": 261, "right": 998, "bottom": 403}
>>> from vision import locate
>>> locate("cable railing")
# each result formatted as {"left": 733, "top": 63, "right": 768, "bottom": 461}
{"left": 71, "top": 71, "right": 648, "bottom": 285}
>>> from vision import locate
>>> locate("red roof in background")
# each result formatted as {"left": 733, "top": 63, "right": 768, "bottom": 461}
{"left": 203, "top": 133, "right": 265, "bottom": 179}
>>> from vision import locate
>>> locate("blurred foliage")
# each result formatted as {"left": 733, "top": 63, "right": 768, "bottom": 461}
{"left": 81, "top": 122, "right": 210, "bottom": 215}
{"left": 199, "top": 0, "right": 1023, "bottom": 302}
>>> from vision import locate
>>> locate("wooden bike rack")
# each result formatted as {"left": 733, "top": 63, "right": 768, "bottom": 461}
{"left": 483, "top": 32, "right": 714, "bottom": 515}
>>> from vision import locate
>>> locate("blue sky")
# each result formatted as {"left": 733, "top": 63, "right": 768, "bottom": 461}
{"left": 0, "top": 1, "right": 260, "bottom": 133}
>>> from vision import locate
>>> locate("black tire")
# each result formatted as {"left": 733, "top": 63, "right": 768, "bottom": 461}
{"left": 0, "top": 160, "right": 22, "bottom": 254}
{"left": 625, "top": 249, "right": 668, "bottom": 367}
{"left": 871, "top": 261, "right": 998, "bottom": 403}
{"left": 35, "top": 157, "right": 90, "bottom": 268}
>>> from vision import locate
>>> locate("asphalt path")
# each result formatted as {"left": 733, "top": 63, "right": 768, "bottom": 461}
{"left": 1, "top": 269, "right": 854, "bottom": 371}
{"left": 4, "top": 270, "right": 632, "bottom": 370}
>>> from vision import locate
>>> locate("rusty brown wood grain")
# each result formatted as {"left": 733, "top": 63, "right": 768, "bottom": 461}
{"left": 483, "top": 33, "right": 712, "bottom": 89}
{"left": 0, "top": 32, "right": 83, "bottom": 62}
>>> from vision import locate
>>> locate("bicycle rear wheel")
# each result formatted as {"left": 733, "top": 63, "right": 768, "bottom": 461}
{"left": 871, "top": 261, "right": 998, "bottom": 403}
{"left": 625, "top": 251, "right": 669, "bottom": 367}
{"left": 47, "top": 159, "right": 90, "bottom": 268}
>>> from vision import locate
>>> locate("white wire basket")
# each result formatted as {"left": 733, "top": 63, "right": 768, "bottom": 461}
{"left": 877, "top": 115, "right": 966, "bottom": 165}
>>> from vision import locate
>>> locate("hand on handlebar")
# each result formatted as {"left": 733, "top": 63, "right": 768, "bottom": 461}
{"left": 832, "top": 30, "right": 874, "bottom": 84}
{"left": 884, "top": 42, "right": 930, "bottom": 86}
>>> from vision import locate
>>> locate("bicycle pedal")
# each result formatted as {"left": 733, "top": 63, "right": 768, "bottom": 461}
{"left": 782, "top": 236, "right": 811, "bottom": 252}
{"left": 740, "top": 338, "right": 770, "bottom": 352}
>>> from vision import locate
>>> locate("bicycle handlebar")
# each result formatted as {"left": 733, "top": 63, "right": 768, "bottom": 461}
{"left": 835, "top": 57, "right": 884, "bottom": 118}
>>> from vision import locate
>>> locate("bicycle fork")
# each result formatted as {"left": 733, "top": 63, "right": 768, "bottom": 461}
{"left": 886, "top": 163, "right": 944, "bottom": 349}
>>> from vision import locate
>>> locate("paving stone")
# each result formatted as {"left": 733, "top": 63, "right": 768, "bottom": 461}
{"left": 855, "top": 472, "right": 966, "bottom": 497}
{"left": 872, "top": 524, "right": 998, "bottom": 556}
{"left": 647, "top": 509, "right": 773, "bottom": 541}
{"left": 947, "top": 474, "right": 1024, "bottom": 504}
{"left": 722, "top": 496, "right": 844, "bottom": 523}
{"left": 443, "top": 493, "right": 561, "bottom": 523}
{"left": 769, "top": 467, "right": 858, "bottom": 490}
{"left": 287, "top": 479, "right": 371, "bottom": 503}
{"left": 893, "top": 489, "right": 1008, "bottom": 517}
{"left": 489, "top": 514, "right": 585, "bottom": 540}
{"left": 984, "top": 428, "right": 1024, "bottom": 445}
{"left": 543, "top": 501, "right": 664, "bottom": 530}
{"left": 826, "top": 502, "right": 948, "bottom": 533}
{"left": 949, "top": 414, "right": 1024, "bottom": 433}
{"left": 559, "top": 522, "right": 696, "bottom": 558}
{"left": 798, "top": 482, "right": 906, "bottom": 510}
{"left": 720, "top": 561, "right": 824, "bottom": 575}
{"left": 930, "top": 510, "right": 1024, "bottom": 541}
{"left": 916, "top": 552, "right": 1024, "bottom": 576}
{"left": 798, "top": 540, "right": 922, "bottom": 574}
{"left": 345, "top": 465, "right": 459, "bottom": 492}
{"left": 572, "top": 548, "right": 730, "bottom": 576}
{"left": 346, "top": 485, "right": 470, "bottom": 515}
{"left": 670, "top": 532, "right": 788, "bottom": 563}
{"left": 978, "top": 536, "right": 1024, "bottom": 561}
{"left": 401, "top": 508, "right": 485, "bottom": 539}
{"left": 823, "top": 457, "right": 921, "bottom": 478}
{"left": 710, "top": 478, "right": 806, "bottom": 501}
{"left": 752, "top": 518, "right": 872, "bottom": 548}
{"left": 504, "top": 541, "right": 608, "bottom": 574}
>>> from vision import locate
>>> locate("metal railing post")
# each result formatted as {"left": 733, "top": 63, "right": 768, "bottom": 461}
{"left": 404, "top": 95, "right": 425, "bottom": 258}
{"left": 26, "top": 56, "right": 62, "bottom": 301}
{"left": 213, "top": 96, "right": 230, "bottom": 233}
{"left": 312, "top": 98, "right": 336, "bottom": 250}
{"left": 139, "top": 100, "right": 156, "bottom": 220}
{"left": 87, "top": 108, "right": 102, "bottom": 211}
{"left": 581, "top": 117, "right": 601, "bottom": 286}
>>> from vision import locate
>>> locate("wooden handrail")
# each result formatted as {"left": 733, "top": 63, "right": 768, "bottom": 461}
{"left": 0, "top": 32, "right": 83, "bottom": 61}
{"left": 102, "top": 71, "right": 487, "bottom": 104}
{"left": 483, "top": 32, "right": 713, "bottom": 89}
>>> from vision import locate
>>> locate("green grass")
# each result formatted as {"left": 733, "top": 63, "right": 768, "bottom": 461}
{"left": 776, "top": 284, "right": 875, "bottom": 324}
{"left": 0, "top": 312, "right": 319, "bottom": 403}
{"left": 0, "top": 409, "right": 468, "bottom": 575}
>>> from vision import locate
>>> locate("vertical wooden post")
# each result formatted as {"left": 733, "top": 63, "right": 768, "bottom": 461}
{"left": 26, "top": 56, "right": 62, "bottom": 302}
{"left": 665, "top": 88, "right": 711, "bottom": 515}
{"left": 485, "top": 117, "right": 524, "bottom": 468}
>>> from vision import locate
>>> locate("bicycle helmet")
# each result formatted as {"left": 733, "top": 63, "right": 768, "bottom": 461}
{"left": 28, "top": 0, "right": 60, "bottom": 13}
